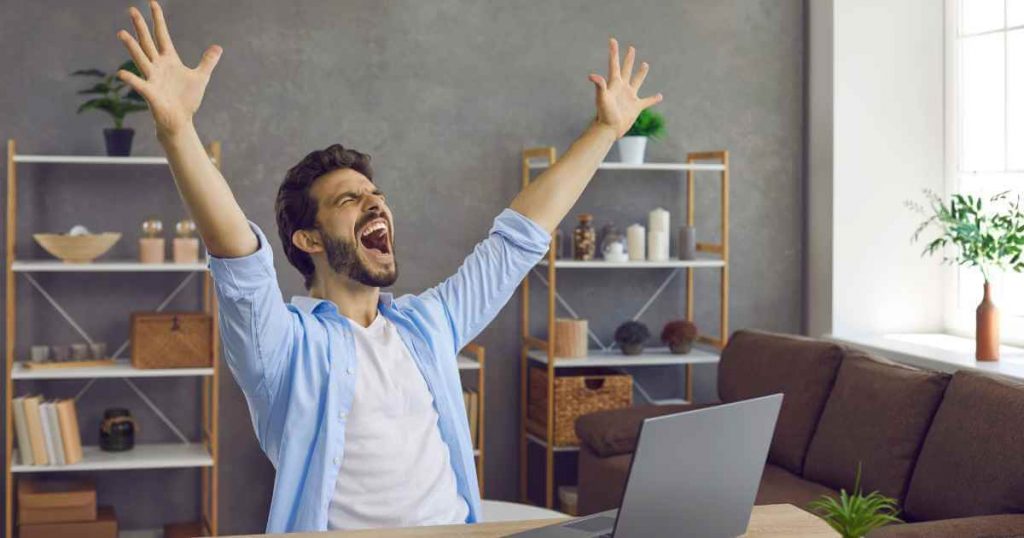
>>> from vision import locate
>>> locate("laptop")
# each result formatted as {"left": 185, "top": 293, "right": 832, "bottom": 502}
{"left": 509, "top": 393, "right": 783, "bottom": 538}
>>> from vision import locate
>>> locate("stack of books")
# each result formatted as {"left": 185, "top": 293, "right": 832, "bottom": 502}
{"left": 12, "top": 396, "right": 83, "bottom": 466}
{"left": 462, "top": 389, "right": 480, "bottom": 449}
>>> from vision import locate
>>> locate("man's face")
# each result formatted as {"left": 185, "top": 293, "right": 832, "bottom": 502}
{"left": 307, "top": 168, "right": 397, "bottom": 287}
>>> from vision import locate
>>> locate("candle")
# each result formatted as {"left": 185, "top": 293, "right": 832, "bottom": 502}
{"left": 648, "top": 207, "right": 670, "bottom": 233}
{"left": 627, "top": 224, "right": 646, "bottom": 261}
{"left": 648, "top": 230, "right": 668, "bottom": 261}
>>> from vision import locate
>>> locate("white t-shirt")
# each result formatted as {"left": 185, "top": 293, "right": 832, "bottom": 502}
{"left": 327, "top": 311, "right": 469, "bottom": 530}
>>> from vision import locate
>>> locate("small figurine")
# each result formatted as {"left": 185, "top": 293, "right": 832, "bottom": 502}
{"left": 139, "top": 217, "right": 165, "bottom": 264}
{"left": 173, "top": 218, "right": 200, "bottom": 263}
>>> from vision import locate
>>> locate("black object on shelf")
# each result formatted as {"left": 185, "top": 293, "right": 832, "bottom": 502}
{"left": 99, "top": 408, "right": 135, "bottom": 452}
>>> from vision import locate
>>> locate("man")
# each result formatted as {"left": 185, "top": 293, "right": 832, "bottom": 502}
{"left": 115, "top": 1, "right": 663, "bottom": 533}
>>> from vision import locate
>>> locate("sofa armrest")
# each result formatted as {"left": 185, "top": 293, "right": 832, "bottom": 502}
{"left": 868, "top": 514, "right": 1024, "bottom": 537}
{"left": 575, "top": 402, "right": 719, "bottom": 457}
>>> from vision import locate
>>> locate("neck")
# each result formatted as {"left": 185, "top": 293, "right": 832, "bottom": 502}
{"left": 310, "top": 274, "right": 380, "bottom": 328}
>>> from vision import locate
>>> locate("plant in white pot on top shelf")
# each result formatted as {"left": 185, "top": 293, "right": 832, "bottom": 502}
{"left": 907, "top": 190, "right": 1024, "bottom": 361}
{"left": 617, "top": 108, "right": 666, "bottom": 164}
{"left": 72, "top": 60, "right": 149, "bottom": 156}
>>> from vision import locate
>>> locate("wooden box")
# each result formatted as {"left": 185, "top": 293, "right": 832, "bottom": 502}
{"left": 527, "top": 367, "right": 632, "bottom": 447}
{"left": 130, "top": 312, "right": 212, "bottom": 369}
{"left": 20, "top": 506, "right": 116, "bottom": 538}
{"left": 17, "top": 478, "right": 96, "bottom": 525}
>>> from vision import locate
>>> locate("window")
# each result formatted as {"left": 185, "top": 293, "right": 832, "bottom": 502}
{"left": 949, "top": 0, "right": 1024, "bottom": 334}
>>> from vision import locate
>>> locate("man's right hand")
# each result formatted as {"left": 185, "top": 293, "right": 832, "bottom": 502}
{"left": 116, "top": 0, "right": 222, "bottom": 138}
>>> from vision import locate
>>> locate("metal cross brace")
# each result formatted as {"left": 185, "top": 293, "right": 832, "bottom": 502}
{"left": 19, "top": 271, "right": 201, "bottom": 445}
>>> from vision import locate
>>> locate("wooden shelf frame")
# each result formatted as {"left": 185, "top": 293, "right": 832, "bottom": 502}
{"left": 4, "top": 140, "right": 222, "bottom": 537}
{"left": 517, "top": 146, "right": 730, "bottom": 509}
{"left": 459, "top": 342, "right": 486, "bottom": 495}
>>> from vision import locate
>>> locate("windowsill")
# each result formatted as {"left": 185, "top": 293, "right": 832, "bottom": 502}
{"left": 826, "top": 333, "right": 1024, "bottom": 381}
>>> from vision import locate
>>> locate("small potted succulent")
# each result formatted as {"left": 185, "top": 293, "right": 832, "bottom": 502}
{"left": 809, "top": 464, "right": 902, "bottom": 537}
{"left": 618, "top": 108, "right": 666, "bottom": 164}
{"left": 72, "top": 60, "right": 149, "bottom": 156}
{"left": 661, "top": 320, "right": 698, "bottom": 354}
{"left": 614, "top": 321, "right": 650, "bottom": 356}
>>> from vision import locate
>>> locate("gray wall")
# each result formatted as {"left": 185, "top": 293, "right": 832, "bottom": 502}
{"left": 1, "top": 0, "right": 804, "bottom": 534}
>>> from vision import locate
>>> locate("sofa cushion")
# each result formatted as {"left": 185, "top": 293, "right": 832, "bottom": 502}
{"left": 803, "top": 350, "right": 950, "bottom": 502}
{"left": 575, "top": 402, "right": 716, "bottom": 458}
{"left": 903, "top": 370, "right": 1024, "bottom": 522}
{"left": 755, "top": 464, "right": 838, "bottom": 511}
{"left": 867, "top": 514, "right": 1024, "bottom": 537}
{"left": 718, "top": 329, "right": 844, "bottom": 474}
{"left": 577, "top": 444, "right": 632, "bottom": 515}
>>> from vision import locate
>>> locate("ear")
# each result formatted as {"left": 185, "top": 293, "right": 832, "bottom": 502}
{"left": 292, "top": 228, "right": 324, "bottom": 255}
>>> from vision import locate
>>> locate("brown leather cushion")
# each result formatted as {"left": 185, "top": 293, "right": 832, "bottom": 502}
{"left": 803, "top": 351, "right": 950, "bottom": 502}
{"left": 867, "top": 514, "right": 1024, "bottom": 537}
{"left": 577, "top": 443, "right": 632, "bottom": 515}
{"left": 903, "top": 370, "right": 1024, "bottom": 522}
{"left": 719, "top": 330, "right": 844, "bottom": 474}
{"left": 575, "top": 402, "right": 716, "bottom": 457}
{"left": 755, "top": 464, "right": 837, "bottom": 511}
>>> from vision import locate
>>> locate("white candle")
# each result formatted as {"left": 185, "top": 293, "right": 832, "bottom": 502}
{"left": 627, "top": 224, "right": 646, "bottom": 261}
{"left": 648, "top": 207, "right": 670, "bottom": 233}
{"left": 648, "top": 230, "right": 668, "bottom": 261}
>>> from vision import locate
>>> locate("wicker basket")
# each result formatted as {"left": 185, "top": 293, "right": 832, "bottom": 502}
{"left": 527, "top": 367, "right": 632, "bottom": 447}
{"left": 130, "top": 312, "right": 213, "bottom": 369}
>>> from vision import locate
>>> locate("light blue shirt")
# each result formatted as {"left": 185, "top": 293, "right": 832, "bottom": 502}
{"left": 207, "top": 208, "right": 551, "bottom": 533}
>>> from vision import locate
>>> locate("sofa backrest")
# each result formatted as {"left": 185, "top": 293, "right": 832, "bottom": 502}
{"left": 802, "top": 349, "right": 950, "bottom": 503}
{"left": 902, "top": 370, "right": 1024, "bottom": 522}
{"left": 718, "top": 329, "right": 844, "bottom": 475}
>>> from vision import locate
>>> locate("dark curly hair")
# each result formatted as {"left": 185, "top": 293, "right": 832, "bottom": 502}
{"left": 275, "top": 144, "right": 373, "bottom": 290}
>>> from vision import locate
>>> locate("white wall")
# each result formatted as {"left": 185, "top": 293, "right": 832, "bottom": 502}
{"left": 808, "top": 0, "right": 947, "bottom": 336}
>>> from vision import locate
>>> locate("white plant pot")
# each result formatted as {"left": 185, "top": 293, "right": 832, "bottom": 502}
{"left": 617, "top": 136, "right": 648, "bottom": 164}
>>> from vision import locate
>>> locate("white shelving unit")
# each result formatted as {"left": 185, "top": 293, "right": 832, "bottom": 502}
{"left": 4, "top": 140, "right": 223, "bottom": 537}
{"left": 519, "top": 146, "right": 731, "bottom": 509}
{"left": 12, "top": 443, "right": 213, "bottom": 473}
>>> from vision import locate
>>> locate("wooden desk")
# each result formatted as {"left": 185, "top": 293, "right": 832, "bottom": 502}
{"left": 229, "top": 504, "right": 837, "bottom": 537}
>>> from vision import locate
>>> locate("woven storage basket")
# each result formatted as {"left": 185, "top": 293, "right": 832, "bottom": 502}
{"left": 527, "top": 367, "right": 632, "bottom": 447}
{"left": 130, "top": 312, "right": 213, "bottom": 369}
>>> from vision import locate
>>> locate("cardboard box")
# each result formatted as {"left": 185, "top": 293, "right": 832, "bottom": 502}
{"left": 17, "top": 478, "right": 96, "bottom": 525}
{"left": 164, "top": 520, "right": 206, "bottom": 538}
{"left": 19, "top": 505, "right": 116, "bottom": 538}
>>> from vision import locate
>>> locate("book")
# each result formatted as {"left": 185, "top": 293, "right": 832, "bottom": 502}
{"left": 38, "top": 402, "right": 57, "bottom": 465}
{"left": 22, "top": 396, "right": 47, "bottom": 465}
{"left": 56, "top": 399, "right": 83, "bottom": 464}
{"left": 45, "top": 402, "right": 66, "bottom": 465}
{"left": 12, "top": 397, "right": 33, "bottom": 465}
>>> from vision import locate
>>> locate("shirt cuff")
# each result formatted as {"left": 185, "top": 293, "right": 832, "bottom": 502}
{"left": 206, "top": 220, "right": 277, "bottom": 297}
{"left": 490, "top": 207, "right": 552, "bottom": 255}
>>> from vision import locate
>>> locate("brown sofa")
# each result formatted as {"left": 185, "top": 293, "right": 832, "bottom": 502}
{"left": 574, "top": 330, "right": 1024, "bottom": 537}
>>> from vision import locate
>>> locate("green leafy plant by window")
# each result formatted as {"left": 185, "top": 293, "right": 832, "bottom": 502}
{"left": 808, "top": 464, "right": 902, "bottom": 538}
{"left": 907, "top": 189, "right": 1024, "bottom": 282}
{"left": 625, "top": 108, "right": 666, "bottom": 139}
{"left": 72, "top": 60, "right": 149, "bottom": 129}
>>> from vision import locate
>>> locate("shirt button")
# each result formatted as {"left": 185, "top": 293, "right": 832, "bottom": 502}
{"left": 346, "top": 367, "right": 353, "bottom": 375}
{"left": 339, "top": 411, "right": 346, "bottom": 420}
{"left": 333, "top": 457, "right": 340, "bottom": 466}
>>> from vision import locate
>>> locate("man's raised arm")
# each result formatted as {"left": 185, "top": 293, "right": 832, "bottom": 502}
{"left": 115, "top": 0, "right": 254, "bottom": 258}
{"left": 510, "top": 38, "right": 663, "bottom": 233}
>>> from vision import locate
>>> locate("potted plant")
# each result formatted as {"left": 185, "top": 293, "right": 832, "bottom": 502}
{"left": 618, "top": 108, "right": 665, "bottom": 164}
{"left": 661, "top": 320, "right": 698, "bottom": 354}
{"left": 808, "top": 465, "right": 902, "bottom": 538}
{"left": 72, "top": 60, "right": 149, "bottom": 156}
{"left": 908, "top": 190, "right": 1024, "bottom": 361}
{"left": 614, "top": 321, "right": 650, "bottom": 356}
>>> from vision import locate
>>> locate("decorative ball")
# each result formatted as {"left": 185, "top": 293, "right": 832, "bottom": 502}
{"left": 661, "top": 320, "right": 698, "bottom": 354}
{"left": 614, "top": 321, "right": 650, "bottom": 356}
{"left": 141, "top": 217, "right": 163, "bottom": 238}
{"left": 175, "top": 218, "right": 197, "bottom": 238}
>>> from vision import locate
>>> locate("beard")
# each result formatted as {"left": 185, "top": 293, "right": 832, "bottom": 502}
{"left": 319, "top": 226, "right": 399, "bottom": 288}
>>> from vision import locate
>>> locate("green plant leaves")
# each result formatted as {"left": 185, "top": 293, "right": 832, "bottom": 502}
{"left": 626, "top": 108, "right": 666, "bottom": 139}
{"left": 70, "top": 68, "right": 106, "bottom": 77}
{"left": 809, "top": 464, "right": 902, "bottom": 538}
{"left": 73, "top": 60, "right": 148, "bottom": 128}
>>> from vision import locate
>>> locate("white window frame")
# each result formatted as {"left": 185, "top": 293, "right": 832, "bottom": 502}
{"left": 944, "top": 0, "right": 1024, "bottom": 345}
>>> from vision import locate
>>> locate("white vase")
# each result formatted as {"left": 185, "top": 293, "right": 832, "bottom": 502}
{"left": 617, "top": 136, "right": 648, "bottom": 164}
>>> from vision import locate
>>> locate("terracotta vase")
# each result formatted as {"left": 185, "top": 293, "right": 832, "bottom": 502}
{"left": 976, "top": 281, "right": 1000, "bottom": 361}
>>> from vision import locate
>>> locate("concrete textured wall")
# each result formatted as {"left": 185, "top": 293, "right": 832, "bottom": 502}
{"left": 0, "top": 0, "right": 804, "bottom": 534}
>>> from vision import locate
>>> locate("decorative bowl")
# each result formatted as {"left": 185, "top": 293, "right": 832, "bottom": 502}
{"left": 33, "top": 232, "right": 121, "bottom": 263}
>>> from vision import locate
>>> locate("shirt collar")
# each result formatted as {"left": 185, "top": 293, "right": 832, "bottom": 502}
{"left": 289, "top": 292, "right": 394, "bottom": 314}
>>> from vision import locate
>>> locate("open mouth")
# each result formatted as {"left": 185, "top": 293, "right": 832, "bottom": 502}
{"left": 358, "top": 217, "right": 392, "bottom": 258}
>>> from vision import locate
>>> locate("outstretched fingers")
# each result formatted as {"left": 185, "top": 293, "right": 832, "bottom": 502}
{"left": 608, "top": 38, "right": 621, "bottom": 82}
{"left": 128, "top": 6, "right": 158, "bottom": 60}
{"left": 621, "top": 46, "right": 635, "bottom": 82}
{"left": 640, "top": 93, "right": 664, "bottom": 109}
{"left": 631, "top": 61, "right": 649, "bottom": 90}
{"left": 149, "top": 0, "right": 177, "bottom": 55}
{"left": 117, "top": 30, "right": 152, "bottom": 76}
{"left": 197, "top": 45, "right": 223, "bottom": 76}
{"left": 116, "top": 69, "right": 153, "bottom": 102}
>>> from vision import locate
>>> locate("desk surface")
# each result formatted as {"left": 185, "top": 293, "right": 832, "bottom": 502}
{"left": 229, "top": 504, "right": 837, "bottom": 537}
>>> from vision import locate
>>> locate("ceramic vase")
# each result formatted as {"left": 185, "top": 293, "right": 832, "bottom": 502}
{"left": 976, "top": 281, "right": 999, "bottom": 361}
